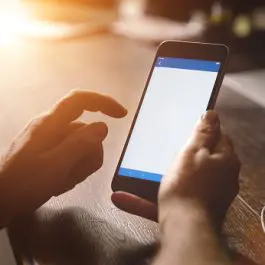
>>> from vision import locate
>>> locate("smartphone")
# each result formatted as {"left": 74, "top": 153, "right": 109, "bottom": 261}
{"left": 112, "top": 41, "right": 229, "bottom": 202}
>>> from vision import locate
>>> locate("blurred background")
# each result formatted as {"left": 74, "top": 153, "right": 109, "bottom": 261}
{"left": 0, "top": 0, "right": 265, "bottom": 71}
{"left": 0, "top": 0, "right": 263, "bottom": 108}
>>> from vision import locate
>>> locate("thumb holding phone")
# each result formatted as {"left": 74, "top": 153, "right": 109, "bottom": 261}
{"left": 112, "top": 111, "right": 240, "bottom": 228}
{"left": 112, "top": 41, "right": 228, "bottom": 201}
{"left": 112, "top": 111, "right": 256, "bottom": 265}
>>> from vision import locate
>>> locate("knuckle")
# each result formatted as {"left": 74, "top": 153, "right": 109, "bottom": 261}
{"left": 196, "top": 123, "right": 216, "bottom": 136}
{"left": 69, "top": 89, "right": 83, "bottom": 100}
{"left": 27, "top": 114, "right": 49, "bottom": 134}
{"left": 56, "top": 90, "right": 82, "bottom": 109}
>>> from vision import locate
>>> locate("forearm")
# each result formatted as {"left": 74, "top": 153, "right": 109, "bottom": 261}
{"left": 153, "top": 200, "right": 232, "bottom": 265}
{"left": 0, "top": 175, "right": 20, "bottom": 228}
{"left": 0, "top": 173, "right": 49, "bottom": 228}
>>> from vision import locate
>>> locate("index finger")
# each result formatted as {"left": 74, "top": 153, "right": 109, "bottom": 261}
{"left": 48, "top": 90, "right": 127, "bottom": 124}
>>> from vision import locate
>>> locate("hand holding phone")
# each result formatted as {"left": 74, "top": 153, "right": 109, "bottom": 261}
{"left": 112, "top": 41, "right": 229, "bottom": 202}
{"left": 112, "top": 111, "right": 240, "bottom": 227}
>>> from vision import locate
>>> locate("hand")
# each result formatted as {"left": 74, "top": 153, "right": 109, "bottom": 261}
{"left": 0, "top": 90, "right": 127, "bottom": 227}
{"left": 112, "top": 111, "right": 240, "bottom": 228}
{"left": 159, "top": 111, "right": 240, "bottom": 227}
{"left": 112, "top": 112, "right": 256, "bottom": 264}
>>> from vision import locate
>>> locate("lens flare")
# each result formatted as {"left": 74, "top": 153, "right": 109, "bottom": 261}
{"left": 0, "top": 7, "right": 29, "bottom": 45}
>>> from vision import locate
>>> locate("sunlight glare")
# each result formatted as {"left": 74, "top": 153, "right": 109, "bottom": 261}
{"left": 0, "top": 6, "right": 30, "bottom": 45}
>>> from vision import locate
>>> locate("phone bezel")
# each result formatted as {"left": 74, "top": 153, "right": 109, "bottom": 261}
{"left": 112, "top": 41, "right": 229, "bottom": 203}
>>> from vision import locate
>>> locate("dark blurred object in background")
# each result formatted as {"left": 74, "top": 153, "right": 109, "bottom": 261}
{"left": 222, "top": 0, "right": 265, "bottom": 15}
{"left": 143, "top": 0, "right": 265, "bottom": 72}
{"left": 145, "top": 0, "right": 213, "bottom": 21}
{"left": 19, "top": 0, "right": 265, "bottom": 71}
{"left": 145, "top": 0, "right": 265, "bottom": 21}
{"left": 203, "top": 2, "right": 265, "bottom": 71}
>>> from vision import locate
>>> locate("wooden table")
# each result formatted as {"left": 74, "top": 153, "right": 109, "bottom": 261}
{"left": 0, "top": 34, "right": 264, "bottom": 265}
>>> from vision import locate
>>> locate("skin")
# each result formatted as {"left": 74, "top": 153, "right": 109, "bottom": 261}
{"left": 112, "top": 111, "right": 257, "bottom": 265}
{"left": 0, "top": 90, "right": 127, "bottom": 228}
{"left": 0, "top": 91, "right": 257, "bottom": 264}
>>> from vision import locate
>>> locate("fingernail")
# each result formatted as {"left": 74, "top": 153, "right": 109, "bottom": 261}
{"left": 121, "top": 108, "right": 128, "bottom": 116}
{"left": 92, "top": 122, "right": 108, "bottom": 140}
{"left": 118, "top": 107, "right": 128, "bottom": 118}
{"left": 201, "top": 111, "right": 219, "bottom": 126}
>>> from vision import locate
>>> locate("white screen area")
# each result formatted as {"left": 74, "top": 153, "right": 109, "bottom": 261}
{"left": 119, "top": 58, "right": 220, "bottom": 182}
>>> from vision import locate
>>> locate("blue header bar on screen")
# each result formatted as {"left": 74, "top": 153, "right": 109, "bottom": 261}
{"left": 155, "top": 57, "right": 221, "bottom": 72}
{"left": 118, "top": 167, "right": 162, "bottom": 182}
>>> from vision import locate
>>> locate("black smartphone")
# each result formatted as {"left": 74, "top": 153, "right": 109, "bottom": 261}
{"left": 112, "top": 41, "right": 229, "bottom": 203}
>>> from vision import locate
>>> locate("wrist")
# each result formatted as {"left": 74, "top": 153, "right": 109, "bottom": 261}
{"left": 157, "top": 198, "right": 232, "bottom": 265}
{"left": 0, "top": 172, "right": 52, "bottom": 227}
{"left": 159, "top": 197, "right": 214, "bottom": 235}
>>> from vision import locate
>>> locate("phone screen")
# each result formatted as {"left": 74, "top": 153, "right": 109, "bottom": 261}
{"left": 118, "top": 57, "right": 221, "bottom": 182}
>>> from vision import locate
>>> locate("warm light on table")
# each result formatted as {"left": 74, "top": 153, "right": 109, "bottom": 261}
{"left": 0, "top": 1, "right": 31, "bottom": 45}
{"left": 0, "top": 1, "right": 117, "bottom": 44}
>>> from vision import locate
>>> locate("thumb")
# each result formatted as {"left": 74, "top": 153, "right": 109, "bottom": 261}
{"left": 187, "top": 110, "right": 220, "bottom": 153}
{"left": 50, "top": 122, "right": 108, "bottom": 169}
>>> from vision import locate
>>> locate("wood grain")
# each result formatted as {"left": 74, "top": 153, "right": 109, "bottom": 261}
{"left": 216, "top": 86, "right": 265, "bottom": 264}
{"left": 217, "top": 85, "right": 265, "bottom": 215}
{"left": 1, "top": 35, "right": 264, "bottom": 264}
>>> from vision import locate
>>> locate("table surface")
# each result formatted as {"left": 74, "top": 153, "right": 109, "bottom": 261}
{"left": 0, "top": 34, "right": 264, "bottom": 265}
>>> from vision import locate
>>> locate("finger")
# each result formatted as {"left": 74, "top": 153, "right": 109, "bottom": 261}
{"left": 61, "top": 143, "right": 104, "bottom": 193}
{"left": 187, "top": 110, "right": 221, "bottom": 153}
{"left": 213, "top": 133, "right": 234, "bottom": 155}
{"left": 68, "top": 121, "right": 87, "bottom": 132}
{"left": 57, "top": 121, "right": 87, "bottom": 139}
{"left": 212, "top": 134, "right": 241, "bottom": 175}
{"left": 49, "top": 122, "right": 108, "bottom": 169}
{"left": 111, "top": 192, "right": 158, "bottom": 222}
{"left": 48, "top": 90, "right": 127, "bottom": 125}
{"left": 44, "top": 122, "right": 89, "bottom": 151}
{"left": 71, "top": 143, "right": 103, "bottom": 183}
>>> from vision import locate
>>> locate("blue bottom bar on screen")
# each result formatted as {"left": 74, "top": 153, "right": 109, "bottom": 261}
{"left": 118, "top": 167, "right": 162, "bottom": 182}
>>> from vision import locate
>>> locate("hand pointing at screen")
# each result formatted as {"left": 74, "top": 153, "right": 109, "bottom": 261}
{"left": 0, "top": 90, "right": 127, "bottom": 228}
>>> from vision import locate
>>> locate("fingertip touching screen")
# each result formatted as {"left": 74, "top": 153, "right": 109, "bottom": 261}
{"left": 118, "top": 57, "right": 221, "bottom": 182}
